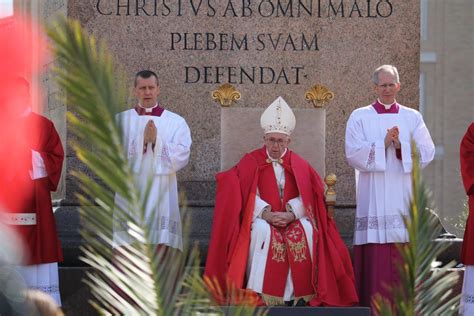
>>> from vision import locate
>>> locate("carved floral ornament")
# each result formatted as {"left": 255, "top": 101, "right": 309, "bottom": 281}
{"left": 212, "top": 83, "right": 241, "bottom": 107}
{"left": 212, "top": 83, "right": 335, "bottom": 108}
{"left": 305, "top": 84, "right": 335, "bottom": 108}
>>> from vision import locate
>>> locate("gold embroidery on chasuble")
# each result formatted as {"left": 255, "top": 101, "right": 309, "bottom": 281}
{"left": 285, "top": 224, "right": 308, "bottom": 263}
{"left": 307, "top": 205, "right": 318, "bottom": 231}
{"left": 271, "top": 229, "right": 286, "bottom": 263}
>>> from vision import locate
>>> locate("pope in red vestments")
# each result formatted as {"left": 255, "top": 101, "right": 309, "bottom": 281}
{"left": 205, "top": 97, "right": 358, "bottom": 306}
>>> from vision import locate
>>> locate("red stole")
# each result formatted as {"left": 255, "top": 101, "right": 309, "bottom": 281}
{"left": 255, "top": 151, "right": 314, "bottom": 300}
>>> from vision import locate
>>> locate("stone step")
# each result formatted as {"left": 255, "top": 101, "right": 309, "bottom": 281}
{"left": 59, "top": 267, "right": 371, "bottom": 315}
{"left": 59, "top": 266, "right": 465, "bottom": 315}
{"left": 232, "top": 307, "right": 370, "bottom": 315}
{"left": 59, "top": 267, "right": 97, "bottom": 316}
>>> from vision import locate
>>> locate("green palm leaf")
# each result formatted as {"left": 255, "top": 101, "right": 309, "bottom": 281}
{"left": 47, "top": 17, "right": 261, "bottom": 315}
{"left": 49, "top": 17, "right": 162, "bottom": 314}
{"left": 374, "top": 140, "right": 460, "bottom": 315}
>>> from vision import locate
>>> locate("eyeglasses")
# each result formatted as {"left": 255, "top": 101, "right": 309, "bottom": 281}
{"left": 377, "top": 83, "right": 397, "bottom": 88}
{"left": 265, "top": 137, "right": 288, "bottom": 146}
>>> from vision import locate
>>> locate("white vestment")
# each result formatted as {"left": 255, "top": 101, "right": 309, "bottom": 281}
{"left": 113, "top": 108, "right": 191, "bottom": 250}
{"left": 246, "top": 152, "right": 312, "bottom": 301}
{"left": 345, "top": 104, "right": 435, "bottom": 245}
{"left": 14, "top": 263, "right": 61, "bottom": 305}
{"left": 460, "top": 265, "right": 474, "bottom": 315}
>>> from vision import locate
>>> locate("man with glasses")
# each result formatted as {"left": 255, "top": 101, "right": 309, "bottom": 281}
{"left": 345, "top": 65, "right": 435, "bottom": 308}
{"left": 205, "top": 97, "right": 358, "bottom": 307}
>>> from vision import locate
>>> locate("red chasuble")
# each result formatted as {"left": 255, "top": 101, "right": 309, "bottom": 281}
{"left": 205, "top": 147, "right": 358, "bottom": 306}
{"left": 0, "top": 112, "right": 64, "bottom": 265}
{"left": 461, "top": 123, "right": 474, "bottom": 265}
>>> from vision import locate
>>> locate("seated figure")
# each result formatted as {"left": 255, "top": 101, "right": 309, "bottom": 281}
{"left": 205, "top": 97, "right": 358, "bottom": 306}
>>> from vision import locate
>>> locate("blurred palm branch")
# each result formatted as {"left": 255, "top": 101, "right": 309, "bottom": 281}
{"left": 47, "top": 17, "right": 263, "bottom": 316}
{"left": 373, "top": 141, "right": 460, "bottom": 315}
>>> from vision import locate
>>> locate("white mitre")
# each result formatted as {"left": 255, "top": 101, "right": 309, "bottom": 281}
{"left": 260, "top": 96, "right": 296, "bottom": 135}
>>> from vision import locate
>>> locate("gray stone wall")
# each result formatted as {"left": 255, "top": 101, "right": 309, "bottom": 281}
{"left": 37, "top": 0, "right": 69, "bottom": 200}
{"left": 35, "top": 0, "right": 421, "bottom": 264}
{"left": 67, "top": 0, "right": 420, "bottom": 209}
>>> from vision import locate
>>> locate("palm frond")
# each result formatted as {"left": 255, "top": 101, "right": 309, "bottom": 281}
{"left": 48, "top": 17, "right": 164, "bottom": 314}
{"left": 374, "top": 140, "right": 460, "bottom": 315}
{"left": 47, "top": 16, "right": 260, "bottom": 315}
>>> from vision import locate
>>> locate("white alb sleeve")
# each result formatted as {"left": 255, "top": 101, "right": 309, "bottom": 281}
{"left": 253, "top": 194, "right": 271, "bottom": 221}
{"left": 345, "top": 114, "right": 386, "bottom": 172}
{"left": 30, "top": 150, "right": 48, "bottom": 179}
{"left": 154, "top": 120, "right": 192, "bottom": 174}
{"left": 400, "top": 112, "right": 435, "bottom": 173}
{"left": 286, "top": 196, "right": 306, "bottom": 220}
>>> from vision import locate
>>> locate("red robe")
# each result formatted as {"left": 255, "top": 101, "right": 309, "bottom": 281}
{"left": 461, "top": 123, "right": 474, "bottom": 265}
{"left": 204, "top": 147, "right": 358, "bottom": 306}
{"left": 0, "top": 112, "right": 64, "bottom": 265}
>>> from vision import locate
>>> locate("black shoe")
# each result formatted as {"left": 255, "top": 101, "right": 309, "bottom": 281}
{"left": 285, "top": 300, "right": 294, "bottom": 306}
{"left": 295, "top": 298, "right": 306, "bottom": 306}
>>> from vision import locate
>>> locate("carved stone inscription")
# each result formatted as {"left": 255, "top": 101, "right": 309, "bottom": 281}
{"left": 93, "top": 0, "right": 395, "bottom": 85}
{"left": 70, "top": 0, "right": 419, "bottom": 204}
